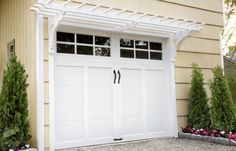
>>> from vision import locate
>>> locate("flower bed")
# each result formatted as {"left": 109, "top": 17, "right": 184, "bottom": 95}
{"left": 9, "top": 149, "right": 37, "bottom": 151}
{"left": 7, "top": 144, "right": 37, "bottom": 151}
{"left": 180, "top": 126, "right": 236, "bottom": 146}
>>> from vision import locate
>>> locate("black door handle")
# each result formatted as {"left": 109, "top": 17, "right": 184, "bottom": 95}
{"left": 117, "top": 70, "right": 121, "bottom": 84}
{"left": 113, "top": 70, "right": 116, "bottom": 84}
{"left": 114, "top": 138, "right": 123, "bottom": 141}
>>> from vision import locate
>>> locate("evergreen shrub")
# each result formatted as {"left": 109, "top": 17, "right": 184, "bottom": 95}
{"left": 188, "top": 64, "right": 211, "bottom": 129}
{"left": 0, "top": 56, "right": 31, "bottom": 150}
{"left": 210, "top": 66, "right": 236, "bottom": 131}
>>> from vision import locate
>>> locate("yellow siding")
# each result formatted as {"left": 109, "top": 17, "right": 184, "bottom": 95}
{"left": 43, "top": 18, "right": 50, "bottom": 151}
{"left": 159, "top": 0, "right": 223, "bottom": 13}
{"left": 177, "top": 116, "right": 188, "bottom": 131}
{"left": 175, "top": 68, "right": 213, "bottom": 84}
{"left": 44, "top": 125, "right": 50, "bottom": 149}
{"left": 176, "top": 84, "right": 211, "bottom": 100}
{"left": 190, "top": 25, "right": 222, "bottom": 40}
{"left": 0, "top": 0, "right": 37, "bottom": 147}
{"left": 44, "top": 40, "right": 49, "bottom": 60}
{"left": 178, "top": 37, "right": 221, "bottom": 54}
{"left": 44, "top": 104, "right": 49, "bottom": 126}
{"left": 44, "top": 61, "right": 49, "bottom": 82}
{"left": 175, "top": 52, "right": 221, "bottom": 69}
{"left": 44, "top": 82, "right": 49, "bottom": 104}
{"left": 177, "top": 100, "right": 189, "bottom": 116}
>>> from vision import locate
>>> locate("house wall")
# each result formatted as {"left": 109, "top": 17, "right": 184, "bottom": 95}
{"left": 43, "top": 18, "right": 50, "bottom": 151}
{"left": 0, "top": 0, "right": 37, "bottom": 147}
{"left": 43, "top": 0, "right": 223, "bottom": 150}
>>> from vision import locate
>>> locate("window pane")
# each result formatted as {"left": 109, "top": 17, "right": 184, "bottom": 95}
{"left": 135, "top": 40, "right": 148, "bottom": 49}
{"left": 136, "top": 50, "right": 148, "bottom": 59}
{"left": 120, "top": 49, "right": 134, "bottom": 58}
{"left": 150, "top": 52, "right": 162, "bottom": 60}
{"left": 77, "top": 45, "right": 93, "bottom": 55}
{"left": 57, "top": 32, "right": 74, "bottom": 42}
{"left": 77, "top": 34, "right": 93, "bottom": 44}
{"left": 57, "top": 44, "right": 75, "bottom": 54}
{"left": 95, "top": 47, "right": 110, "bottom": 57}
{"left": 150, "top": 42, "right": 162, "bottom": 50}
{"left": 95, "top": 36, "right": 110, "bottom": 46}
{"left": 120, "top": 38, "right": 134, "bottom": 48}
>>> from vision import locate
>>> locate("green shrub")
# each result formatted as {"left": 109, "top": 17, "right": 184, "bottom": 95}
{"left": 210, "top": 66, "right": 236, "bottom": 131}
{"left": 226, "top": 75, "right": 236, "bottom": 104}
{"left": 0, "top": 55, "right": 31, "bottom": 150}
{"left": 233, "top": 105, "right": 236, "bottom": 115}
{"left": 188, "top": 64, "right": 211, "bottom": 129}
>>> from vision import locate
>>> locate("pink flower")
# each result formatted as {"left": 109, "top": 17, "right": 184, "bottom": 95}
{"left": 212, "top": 129, "right": 218, "bottom": 133}
{"left": 203, "top": 130, "right": 208, "bottom": 136}
{"left": 229, "top": 132, "right": 233, "bottom": 140}
{"left": 232, "top": 134, "right": 236, "bottom": 141}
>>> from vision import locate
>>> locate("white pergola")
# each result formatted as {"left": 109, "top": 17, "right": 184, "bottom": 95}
{"left": 31, "top": 1, "right": 203, "bottom": 151}
{"left": 31, "top": 0, "right": 204, "bottom": 39}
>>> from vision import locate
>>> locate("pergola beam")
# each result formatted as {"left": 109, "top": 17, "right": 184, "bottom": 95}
{"left": 31, "top": 0, "right": 204, "bottom": 39}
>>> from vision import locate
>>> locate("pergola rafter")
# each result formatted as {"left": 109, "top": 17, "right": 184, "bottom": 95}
{"left": 31, "top": 0, "right": 204, "bottom": 40}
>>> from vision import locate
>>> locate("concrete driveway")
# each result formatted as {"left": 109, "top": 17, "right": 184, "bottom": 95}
{"left": 58, "top": 138, "right": 236, "bottom": 151}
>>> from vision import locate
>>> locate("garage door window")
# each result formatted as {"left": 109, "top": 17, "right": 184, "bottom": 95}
{"left": 57, "top": 32, "right": 111, "bottom": 57}
{"left": 120, "top": 38, "right": 162, "bottom": 60}
{"left": 56, "top": 32, "right": 162, "bottom": 59}
{"left": 57, "top": 32, "right": 75, "bottom": 54}
{"left": 94, "top": 36, "right": 110, "bottom": 56}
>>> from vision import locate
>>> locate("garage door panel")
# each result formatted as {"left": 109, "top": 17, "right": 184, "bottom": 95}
{"left": 120, "top": 69, "right": 143, "bottom": 118}
{"left": 88, "top": 119, "right": 113, "bottom": 139}
{"left": 55, "top": 86, "right": 84, "bottom": 121}
{"left": 145, "top": 86, "right": 169, "bottom": 115}
{"left": 55, "top": 66, "right": 84, "bottom": 86}
{"left": 88, "top": 67, "right": 112, "bottom": 86}
{"left": 121, "top": 87, "right": 142, "bottom": 117}
{"left": 56, "top": 121, "right": 85, "bottom": 142}
{"left": 122, "top": 117, "right": 144, "bottom": 135}
{"left": 86, "top": 66, "right": 114, "bottom": 139}
{"left": 146, "top": 115, "right": 169, "bottom": 132}
{"left": 120, "top": 68, "right": 144, "bottom": 136}
{"left": 145, "top": 69, "right": 168, "bottom": 86}
{"left": 120, "top": 69, "right": 142, "bottom": 86}
{"left": 88, "top": 87, "right": 113, "bottom": 119}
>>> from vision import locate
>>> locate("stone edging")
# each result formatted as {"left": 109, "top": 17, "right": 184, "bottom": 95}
{"left": 178, "top": 132, "right": 236, "bottom": 146}
{"left": 18, "top": 149, "right": 37, "bottom": 151}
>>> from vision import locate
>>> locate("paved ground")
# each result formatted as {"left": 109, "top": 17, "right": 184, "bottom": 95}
{"left": 58, "top": 138, "right": 236, "bottom": 151}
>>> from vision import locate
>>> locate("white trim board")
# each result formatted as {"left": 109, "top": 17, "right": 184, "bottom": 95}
{"left": 49, "top": 17, "right": 56, "bottom": 151}
{"left": 36, "top": 14, "right": 44, "bottom": 151}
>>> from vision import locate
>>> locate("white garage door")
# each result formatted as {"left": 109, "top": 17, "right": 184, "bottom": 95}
{"left": 54, "top": 31, "right": 172, "bottom": 149}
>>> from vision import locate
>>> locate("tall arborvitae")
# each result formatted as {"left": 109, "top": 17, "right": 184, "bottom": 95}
{"left": 0, "top": 55, "right": 31, "bottom": 150}
{"left": 210, "top": 66, "right": 236, "bottom": 131}
{"left": 188, "top": 64, "right": 211, "bottom": 129}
